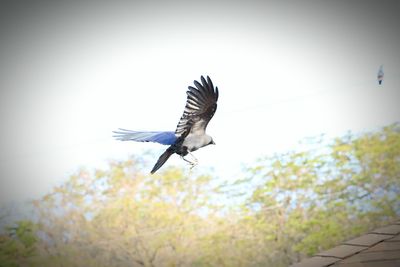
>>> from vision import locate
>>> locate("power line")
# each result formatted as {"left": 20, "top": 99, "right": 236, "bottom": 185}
{"left": 218, "top": 79, "right": 378, "bottom": 115}
{"left": 0, "top": 77, "right": 394, "bottom": 162}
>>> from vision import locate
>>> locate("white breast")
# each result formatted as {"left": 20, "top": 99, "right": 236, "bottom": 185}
{"left": 182, "top": 134, "right": 211, "bottom": 152}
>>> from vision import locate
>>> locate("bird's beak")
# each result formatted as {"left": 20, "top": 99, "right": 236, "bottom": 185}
{"left": 211, "top": 140, "right": 216, "bottom": 145}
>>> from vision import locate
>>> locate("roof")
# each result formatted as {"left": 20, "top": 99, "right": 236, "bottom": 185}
{"left": 290, "top": 220, "right": 400, "bottom": 267}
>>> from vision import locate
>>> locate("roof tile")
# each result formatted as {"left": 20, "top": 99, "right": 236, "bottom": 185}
{"left": 344, "top": 234, "right": 393, "bottom": 247}
{"left": 333, "top": 259, "right": 400, "bottom": 266}
{"left": 370, "top": 224, "right": 400, "bottom": 235}
{"left": 387, "top": 235, "right": 400, "bottom": 241}
{"left": 366, "top": 240, "right": 400, "bottom": 251}
{"left": 339, "top": 250, "right": 400, "bottom": 263}
{"left": 291, "top": 221, "right": 400, "bottom": 267}
{"left": 316, "top": 245, "right": 367, "bottom": 259}
{"left": 289, "top": 256, "right": 340, "bottom": 267}
{"left": 331, "top": 262, "right": 365, "bottom": 267}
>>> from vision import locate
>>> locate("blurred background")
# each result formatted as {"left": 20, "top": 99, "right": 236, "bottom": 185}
{"left": 0, "top": 1, "right": 399, "bottom": 266}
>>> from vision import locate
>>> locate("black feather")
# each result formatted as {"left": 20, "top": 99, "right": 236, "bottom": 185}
{"left": 207, "top": 76, "right": 214, "bottom": 92}
{"left": 151, "top": 148, "right": 174, "bottom": 174}
{"left": 193, "top": 80, "right": 205, "bottom": 92}
{"left": 175, "top": 75, "right": 219, "bottom": 136}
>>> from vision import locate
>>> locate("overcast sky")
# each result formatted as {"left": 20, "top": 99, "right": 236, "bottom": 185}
{"left": 1, "top": 1, "right": 400, "bottom": 205}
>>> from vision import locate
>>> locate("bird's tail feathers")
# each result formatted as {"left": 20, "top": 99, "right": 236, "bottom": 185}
{"left": 113, "top": 129, "right": 157, "bottom": 141}
{"left": 113, "top": 129, "right": 176, "bottom": 145}
{"left": 151, "top": 148, "right": 174, "bottom": 174}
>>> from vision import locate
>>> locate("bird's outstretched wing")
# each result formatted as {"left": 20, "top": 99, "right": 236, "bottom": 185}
{"left": 113, "top": 129, "right": 177, "bottom": 145}
{"left": 175, "top": 76, "right": 219, "bottom": 136}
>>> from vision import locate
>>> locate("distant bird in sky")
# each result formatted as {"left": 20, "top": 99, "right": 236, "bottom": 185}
{"left": 377, "top": 65, "right": 384, "bottom": 85}
{"left": 113, "top": 76, "right": 219, "bottom": 174}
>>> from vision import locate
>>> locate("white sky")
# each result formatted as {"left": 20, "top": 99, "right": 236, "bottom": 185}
{"left": 1, "top": 1, "right": 400, "bottom": 205}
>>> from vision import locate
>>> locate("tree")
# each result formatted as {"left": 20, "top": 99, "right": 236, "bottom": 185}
{"left": 32, "top": 158, "right": 235, "bottom": 266}
{"left": 244, "top": 123, "right": 400, "bottom": 265}
{"left": 0, "top": 220, "right": 37, "bottom": 267}
{"left": 1, "top": 123, "right": 399, "bottom": 266}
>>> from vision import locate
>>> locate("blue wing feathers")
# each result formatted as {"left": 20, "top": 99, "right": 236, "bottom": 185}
{"left": 150, "top": 132, "right": 177, "bottom": 145}
{"left": 113, "top": 129, "right": 177, "bottom": 145}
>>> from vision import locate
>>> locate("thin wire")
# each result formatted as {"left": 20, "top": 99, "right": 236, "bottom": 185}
{"left": 218, "top": 78, "right": 377, "bottom": 115}
{"left": 0, "top": 77, "right": 393, "bottom": 163}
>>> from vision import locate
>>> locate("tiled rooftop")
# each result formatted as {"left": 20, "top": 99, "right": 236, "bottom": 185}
{"left": 290, "top": 220, "right": 400, "bottom": 267}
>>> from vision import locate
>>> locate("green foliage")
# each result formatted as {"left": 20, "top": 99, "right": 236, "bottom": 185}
{"left": 1, "top": 123, "right": 399, "bottom": 266}
{"left": 0, "top": 221, "right": 37, "bottom": 267}
{"left": 30, "top": 160, "right": 235, "bottom": 266}
{"left": 245, "top": 123, "right": 400, "bottom": 263}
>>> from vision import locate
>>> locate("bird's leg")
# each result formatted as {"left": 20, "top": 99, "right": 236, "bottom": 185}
{"left": 181, "top": 152, "right": 198, "bottom": 169}
{"left": 188, "top": 152, "right": 198, "bottom": 165}
{"left": 181, "top": 155, "right": 196, "bottom": 166}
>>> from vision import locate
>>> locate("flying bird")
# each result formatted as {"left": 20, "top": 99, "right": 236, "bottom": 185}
{"left": 113, "top": 76, "right": 219, "bottom": 174}
{"left": 377, "top": 65, "right": 384, "bottom": 85}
